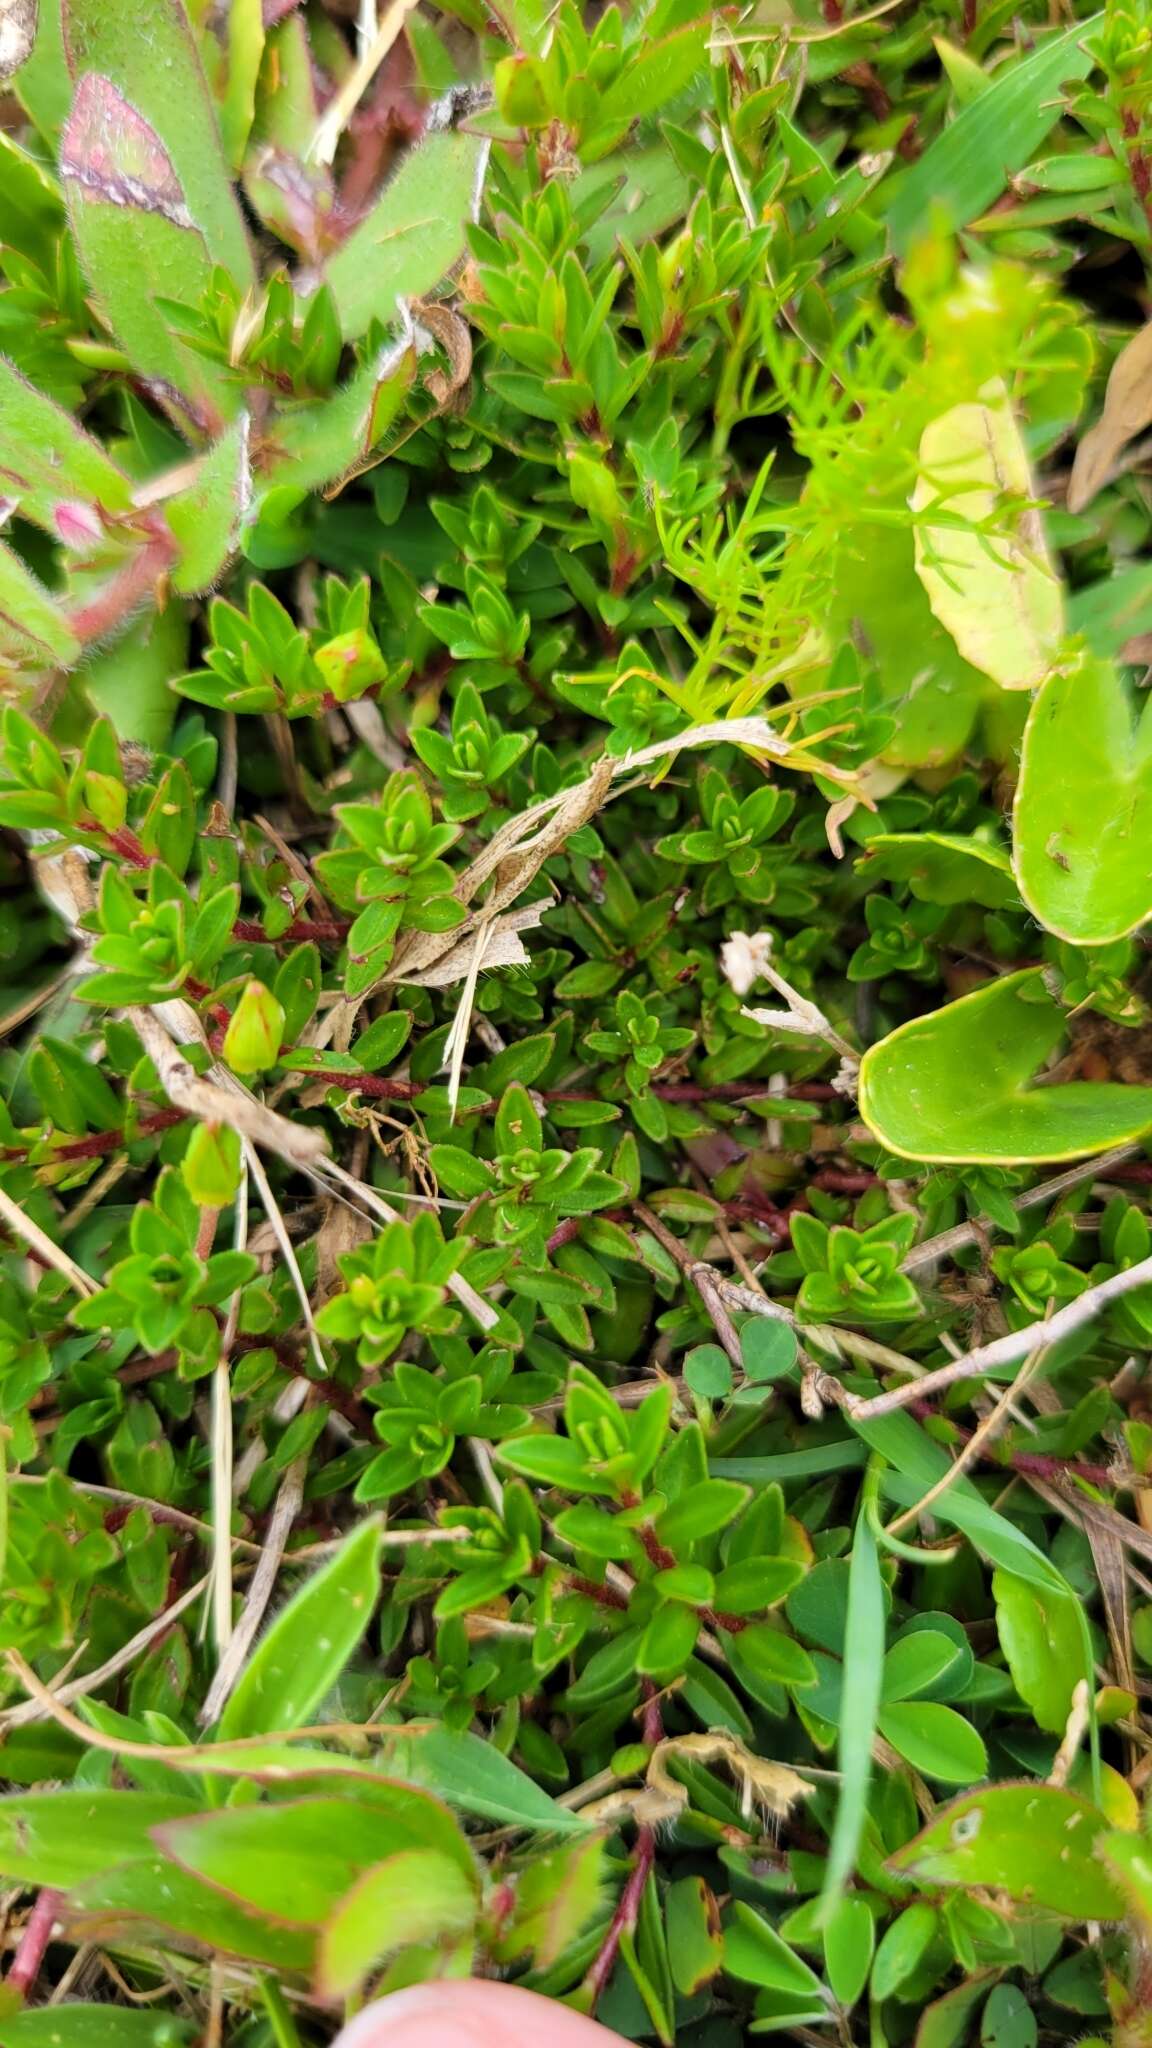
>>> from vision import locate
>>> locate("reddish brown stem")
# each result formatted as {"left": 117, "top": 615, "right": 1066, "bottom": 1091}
{"left": 67, "top": 534, "right": 175, "bottom": 646}
{"left": 52, "top": 1106, "right": 185, "bottom": 1162}
{"left": 7, "top": 1888, "right": 63, "bottom": 1999}
{"left": 232, "top": 917, "right": 351, "bottom": 945}
{"left": 569, "top": 1573, "right": 630, "bottom": 1612}
{"left": 586, "top": 1827, "right": 656, "bottom": 2004}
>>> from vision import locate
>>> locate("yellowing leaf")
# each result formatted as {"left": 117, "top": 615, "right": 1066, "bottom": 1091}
{"left": 911, "top": 382, "right": 1064, "bottom": 691}
{"left": 1067, "top": 318, "right": 1152, "bottom": 514}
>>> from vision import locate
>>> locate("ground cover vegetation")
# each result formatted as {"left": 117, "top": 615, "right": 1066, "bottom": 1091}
{"left": 4, "top": 0, "right": 1152, "bottom": 2042}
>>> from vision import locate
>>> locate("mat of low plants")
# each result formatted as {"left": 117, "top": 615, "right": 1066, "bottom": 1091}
{"left": 4, "top": 0, "right": 1152, "bottom": 2043}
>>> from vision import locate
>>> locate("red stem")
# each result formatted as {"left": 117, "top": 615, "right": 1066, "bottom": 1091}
{"left": 585, "top": 1827, "right": 656, "bottom": 2003}
{"left": 7, "top": 1888, "right": 63, "bottom": 1999}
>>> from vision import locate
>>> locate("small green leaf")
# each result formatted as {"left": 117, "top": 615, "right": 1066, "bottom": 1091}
{"left": 216, "top": 1517, "right": 382, "bottom": 1739}
{"left": 723, "top": 1902, "right": 826, "bottom": 1995}
{"left": 740, "top": 1318, "right": 798, "bottom": 1382}
{"left": 683, "top": 1343, "right": 733, "bottom": 1400}
{"left": 382, "top": 1726, "right": 590, "bottom": 1833}
{"left": 824, "top": 1892, "right": 874, "bottom": 2009}
{"left": 877, "top": 1702, "right": 988, "bottom": 1783}
{"left": 221, "top": 979, "right": 285, "bottom": 1076}
{"left": 871, "top": 1901, "right": 940, "bottom": 2001}
{"left": 666, "top": 1875, "right": 725, "bottom": 1996}
{"left": 993, "top": 1567, "right": 1084, "bottom": 1734}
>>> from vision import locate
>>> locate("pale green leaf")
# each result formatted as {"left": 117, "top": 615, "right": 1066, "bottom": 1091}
{"left": 911, "top": 383, "right": 1063, "bottom": 692}
{"left": 858, "top": 968, "right": 1152, "bottom": 1164}
{"left": 1013, "top": 652, "right": 1152, "bottom": 944}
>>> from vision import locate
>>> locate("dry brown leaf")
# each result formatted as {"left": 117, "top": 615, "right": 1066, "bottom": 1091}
{"left": 386, "top": 902, "right": 543, "bottom": 989}
{"left": 1068, "top": 320, "right": 1152, "bottom": 514}
{"left": 582, "top": 1732, "right": 810, "bottom": 1832}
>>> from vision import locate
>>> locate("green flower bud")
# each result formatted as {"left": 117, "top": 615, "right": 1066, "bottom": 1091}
{"left": 222, "top": 979, "right": 285, "bottom": 1076}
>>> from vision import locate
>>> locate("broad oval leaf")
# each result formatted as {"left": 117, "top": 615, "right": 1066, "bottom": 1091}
{"left": 911, "top": 383, "right": 1063, "bottom": 692}
{"left": 993, "top": 1567, "right": 1083, "bottom": 1734}
{"left": 216, "top": 1515, "right": 382, "bottom": 1740}
{"left": 1013, "top": 652, "right": 1152, "bottom": 943}
{"left": 723, "top": 1900, "right": 826, "bottom": 1995}
{"left": 60, "top": 74, "right": 236, "bottom": 434}
{"left": 877, "top": 1701, "right": 988, "bottom": 1784}
{"left": 858, "top": 968, "right": 1152, "bottom": 1163}
{"left": 154, "top": 1784, "right": 473, "bottom": 1927}
{"left": 887, "top": 1784, "right": 1126, "bottom": 1921}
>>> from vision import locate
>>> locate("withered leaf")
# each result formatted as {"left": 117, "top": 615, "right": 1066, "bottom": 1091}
{"left": 1067, "top": 319, "right": 1152, "bottom": 515}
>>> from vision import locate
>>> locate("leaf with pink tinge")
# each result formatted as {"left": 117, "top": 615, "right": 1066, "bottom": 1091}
{"left": 61, "top": 70, "right": 194, "bottom": 223}
{"left": 61, "top": 74, "right": 238, "bottom": 436}
{"left": 62, "top": 0, "right": 252, "bottom": 281}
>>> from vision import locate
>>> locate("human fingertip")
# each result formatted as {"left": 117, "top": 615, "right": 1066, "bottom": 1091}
{"left": 332, "top": 1979, "right": 628, "bottom": 2048}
